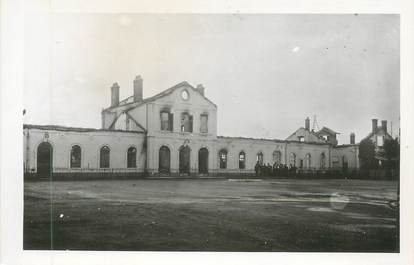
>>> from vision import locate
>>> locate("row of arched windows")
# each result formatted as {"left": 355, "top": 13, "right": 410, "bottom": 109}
{"left": 288, "top": 152, "right": 327, "bottom": 169}
{"left": 69, "top": 145, "right": 137, "bottom": 169}
{"left": 218, "top": 150, "right": 283, "bottom": 169}
{"left": 158, "top": 147, "right": 278, "bottom": 173}
{"left": 68, "top": 145, "right": 333, "bottom": 170}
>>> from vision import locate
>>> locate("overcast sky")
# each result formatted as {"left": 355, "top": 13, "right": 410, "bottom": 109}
{"left": 24, "top": 14, "right": 399, "bottom": 144}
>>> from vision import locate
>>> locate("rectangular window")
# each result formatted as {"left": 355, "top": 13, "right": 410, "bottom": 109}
{"left": 377, "top": 135, "right": 384, "bottom": 147}
{"left": 181, "top": 113, "right": 193, "bottom": 133}
{"left": 168, "top": 113, "right": 174, "bottom": 131}
{"left": 161, "top": 111, "right": 173, "bottom": 131}
{"left": 189, "top": 115, "right": 193, "bottom": 132}
{"left": 200, "top": 114, "right": 208, "bottom": 133}
{"left": 161, "top": 112, "right": 169, "bottom": 130}
{"left": 298, "top": 136, "right": 305, "bottom": 142}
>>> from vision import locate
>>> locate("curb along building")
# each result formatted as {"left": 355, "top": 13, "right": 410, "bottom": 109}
{"left": 23, "top": 76, "right": 360, "bottom": 179}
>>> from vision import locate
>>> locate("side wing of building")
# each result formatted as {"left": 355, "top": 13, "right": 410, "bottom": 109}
{"left": 23, "top": 125, "right": 146, "bottom": 179}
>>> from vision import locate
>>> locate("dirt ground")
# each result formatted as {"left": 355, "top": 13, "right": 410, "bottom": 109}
{"left": 23, "top": 178, "right": 399, "bottom": 252}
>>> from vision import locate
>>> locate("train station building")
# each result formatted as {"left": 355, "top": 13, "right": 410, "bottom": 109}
{"left": 23, "top": 76, "right": 360, "bottom": 179}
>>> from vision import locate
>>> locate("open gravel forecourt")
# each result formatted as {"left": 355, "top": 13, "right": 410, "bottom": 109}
{"left": 23, "top": 178, "right": 399, "bottom": 252}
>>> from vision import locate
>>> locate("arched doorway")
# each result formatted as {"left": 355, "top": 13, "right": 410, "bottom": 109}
{"left": 179, "top": 146, "right": 191, "bottom": 174}
{"left": 37, "top": 142, "right": 53, "bottom": 177}
{"left": 159, "top": 146, "right": 171, "bottom": 173}
{"left": 198, "top": 148, "right": 209, "bottom": 174}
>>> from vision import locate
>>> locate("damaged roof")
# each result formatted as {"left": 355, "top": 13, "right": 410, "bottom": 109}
{"left": 318, "top": 126, "right": 339, "bottom": 135}
{"left": 103, "top": 81, "right": 217, "bottom": 113}
{"left": 23, "top": 124, "right": 144, "bottom": 134}
{"left": 218, "top": 135, "right": 286, "bottom": 143}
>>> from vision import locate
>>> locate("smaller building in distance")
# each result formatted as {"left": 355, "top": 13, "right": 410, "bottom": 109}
{"left": 360, "top": 119, "right": 395, "bottom": 167}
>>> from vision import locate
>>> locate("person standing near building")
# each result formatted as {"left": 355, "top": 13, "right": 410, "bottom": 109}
{"left": 255, "top": 161, "right": 260, "bottom": 177}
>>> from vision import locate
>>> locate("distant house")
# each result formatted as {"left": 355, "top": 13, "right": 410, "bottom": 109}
{"left": 361, "top": 119, "right": 394, "bottom": 166}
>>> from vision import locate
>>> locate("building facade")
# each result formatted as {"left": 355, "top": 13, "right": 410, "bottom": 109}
{"left": 24, "top": 76, "right": 361, "bottom": 179}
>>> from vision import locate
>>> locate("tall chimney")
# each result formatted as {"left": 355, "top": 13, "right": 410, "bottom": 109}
{"left": 111, "top": 83, "right": 120, "bottom": 107}
{"left": 305, "top": 117, "right": 310, "bottom": 131}
{"left": 350, "top": 133, "right": 355, "bottom": 144}
{"left": 372, "top": 119, "right": 378, "bottom": 133}
{"left": 381, "top": 120, "right": 387, "bottom": 133}
{"left": 196, "top": 84, "right": 205, "bottom": 96}
{"left": 134, "top": 75, "right": 143, "bottom": 102}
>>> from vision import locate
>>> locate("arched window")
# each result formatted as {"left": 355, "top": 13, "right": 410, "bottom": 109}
{"left": 289, "top": 153, "right": 296, "bottom": 167}
{"left": 70, "top": 145, "right": 81, "bottom": 168}
{"left": 305, "top": 153, "right": 311, "bottom": 169}
{"left": 180, "top": 112, "right": 193, "bottom": 133}
{"left": 256, "top": 152, "right": 264, "bottom": 165}
{"left": 239, "top": 151, "right": 246, "bottom": 169}
{"left": 100, "top": 146, "right": 110, "bottom": 168}
{"left": 127, "top": 147, "right": 137, "bottom": 168}
{"left": 273, "top": 151, "right": 281, "bottom": 165}
{"left": 320, "top": 153, "right": 326, "bottom": 169}
{"left": 219, "top": 149, "right": 228, "bottom": 169}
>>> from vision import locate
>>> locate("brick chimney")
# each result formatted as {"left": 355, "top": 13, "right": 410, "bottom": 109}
{"left": 133, "top": 75, "right": 143, "bottom": 102}
{"left": 381, "top": 120, "right": 387, "bottom": 133}
{"left": 111, "top": 83, "right": 120, "bottom": 107}
{"left": 350, "top": 133, "right": 355, "bottom": 144}
{"left": 196, "top": 84, "right": 205, "bottom": 96}
{"left": 305, "top": 117, "right": 310, "bottom": 131}
{"left": 372, "top": 119, "right": 378, "bottom": 133}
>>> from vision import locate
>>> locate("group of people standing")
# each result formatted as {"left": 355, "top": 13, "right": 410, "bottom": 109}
{"left": 254, "top": 161, "right": 297, "bottom": 177}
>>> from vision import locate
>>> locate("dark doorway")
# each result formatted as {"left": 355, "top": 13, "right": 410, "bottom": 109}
{"left": 198, "top": 148, "right": 209, "bottom": 174}
{"left": 179, "top": 146, "right": 191, "bottom": 174}
{"left": 37, "top": 142, "right": 53, "bottom": 177}
{"left": 159, "top": 146, "right": 171, "bottom": 174}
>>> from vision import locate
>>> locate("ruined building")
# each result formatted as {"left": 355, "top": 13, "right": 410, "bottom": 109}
{"left": 24, "top": 76, "right": 361, "bottom": 178}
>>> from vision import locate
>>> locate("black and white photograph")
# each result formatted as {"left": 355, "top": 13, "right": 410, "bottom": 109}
{"left": 21, "top": 13, "right": 400, "bottom": 252}
{"left": 1, "top": 0, "right": 414, "bottom": 264}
